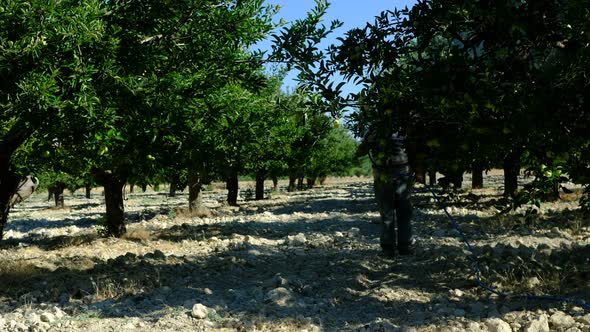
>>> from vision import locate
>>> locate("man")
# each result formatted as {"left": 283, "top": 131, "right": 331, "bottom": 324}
{"left": 359, "top": 129, "right": 414, "bottom": 257}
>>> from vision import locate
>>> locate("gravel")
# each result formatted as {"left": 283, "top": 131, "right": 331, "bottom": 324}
{"left": 0, "top": 174, "right": 588, "bottom": 331}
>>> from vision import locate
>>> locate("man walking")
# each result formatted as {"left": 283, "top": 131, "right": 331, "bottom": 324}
{"left": 359, "top": 129, "right": 414, "bottom": 257}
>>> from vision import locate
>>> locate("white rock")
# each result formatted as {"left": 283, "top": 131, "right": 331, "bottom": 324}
{"left": 264, "top": 287, "right": 294, "bottom": 306}
{"left": 123, "top": 322, "right": 136, "bottom": 329}
{"left": 510, "top": 322, "right": 521, "bottom": 331}
{"left": 465, "top": 322, "right": 482, "bottom": 332}
{"left": 10, "top": 321, "right": 28, "bottom": 332}
{"left": 347, "top": 227, "right": 360, "bottom": 236}
{"left": 50, "top": 306, "right": 66, "bottom": 319}
{"left": 549, "top": 311, "right": 576, "bottom": 329}
{"left": 273, "top": 274, "right": 289, "bottom": 287}
{"left": 401, "top": 327, "right": 418, "bottom": 332}
{"left": 287, "top": 233, "right": 307, "bottom": 245}
{"left": 26, "top": 312, "right": 41, "bottom": 323}
{"left": 526, "top": 276, "right": 542, "bottom": 288}
{"left": 524, "top": 314, "right": 550, "bottom": 332}
{"left": 191, "top": 303, "right": 209, "bottom": 319}
{"left": 564, "top": 328, "right": 582, "bottom": 332}
{"left": 40, "top": 312, "right": 55, "bottom": 323}
{"left": 34, "top": 321, "right": 51, "bottom": 331}
{"left": 485, "top": 318, "right": 511, "bottom": 332}
{"left": 576, "top": 314, "right": 590, "bottom": 325}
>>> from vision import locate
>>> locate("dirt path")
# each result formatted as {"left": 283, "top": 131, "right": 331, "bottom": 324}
{"left": 0, "top": 176, "right": 589, "bottom": 331}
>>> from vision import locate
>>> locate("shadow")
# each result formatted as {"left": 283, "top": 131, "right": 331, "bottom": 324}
{"left": 70, "top": 202, "right": 103, "bottom": 211}
{"left": 5, "top": 216, "right": 101, "bottom": 233}
{"left": 0, "top": 178, "right": 587, "bottom": 329}
{"left": 4, "top": 211, "right": 157, "bottom": 247}
{"left": 1, "top": 234, "right": 582, "bottom": 330}
{"left": 155, "top": 212, "right": 378, "bottom": 243}
{"left": 0, "top": 232, "right": 99, "bottom": 251}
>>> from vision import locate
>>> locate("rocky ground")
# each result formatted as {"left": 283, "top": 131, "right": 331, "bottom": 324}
{"left": 0, "top": 173, "right": 589, "bottom": 332}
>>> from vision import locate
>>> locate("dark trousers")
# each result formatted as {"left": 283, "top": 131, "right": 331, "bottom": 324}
{"left": 373, "top": 165, "right": 413, "bottom": 250}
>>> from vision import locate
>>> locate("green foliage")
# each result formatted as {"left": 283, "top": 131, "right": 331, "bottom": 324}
{"left": 297, "top": 0, "right": 590, "bottom": 209}
{"left": 307, "top": 126, "right": 360, "bottom": 178}
{"left": 1, "top": 0, "right": 337, "bottom": 236}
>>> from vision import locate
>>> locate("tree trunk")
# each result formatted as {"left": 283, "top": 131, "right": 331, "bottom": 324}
{"left": 503, "top": 151, "right": 521, "bottom": 198}
{"left": 53, "top": 182, "right": 66, "bottom": 209}
{"left": 272, "top": 176, "right": 279, "bottom": 192}
{"left": 0, "top": 171, "right": 20, "bottom": 240}
{"left": 428, "top": 170, "right": 436, "bottom": 186}
{"left": 188, "top": 172, "right": 204, "bottom": 212}
{"left": 546, "top": 182, "right": 560, "bottom": 202}
{"left": 0, "top": 202, "right": 10, "bottom": 241}
{"left": 415, "top": 168, "right": 426, "bottom": 184}
{"left": 297, "top": 176, "right": 304, "bottom": 191}
{"left": 85, "top": 184, "right": 92, "bottom": 199}
{"left": 103, "top": 176, "right": 126, "bottom": 237}
{"left": 288, "top": 175, "right": 296, "bottom": 192}
{"left": 0, "top": 122, "right": 34, "bottom": 240}
{"left": 169, "top": 173, "right": 180, "bottom": 198}
{"left": 47, "top": 187, "right": 54, "bottom": 201}
{"left": 472, "top": 163, "right": 484, "bottom": 189}
{"left": 306, "top": 177, "right": 316, "bottom": 189}
{"left": 255, "top": 170, "right": 265, "bottom": 200}
{"left": 226, "top": 171, "right": 239, "bottom": 206}
{"left": 129, "top": 184, "right": 134, "bottom": 194}
{"left": 451, "top": 170, "right": 464, "bottom": 191}
{"left": 319, "top": 176, "right": 327, "bottom": 185}
{"left": 93, "top": 170, "right": 127, "bottom": 237}
{"left": 141, "top": 184, "right": 147, "bottom": 193}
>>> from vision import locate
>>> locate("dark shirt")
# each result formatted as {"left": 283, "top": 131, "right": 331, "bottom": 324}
{"left": 368, "top": 132, "right": 408, "bottom": 168}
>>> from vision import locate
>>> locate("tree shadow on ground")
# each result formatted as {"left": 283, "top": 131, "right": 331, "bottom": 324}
{"left": 1, "top": 219, "right": 585, "bottom": 330}
{"left": 154, "top": 212, "right": 377, "bottom": 243}
{"left": 1, "top": 179, "right": 587, "bottom": 329}
{"left": 5, "top": 216, "right": 101, "bottom": 234}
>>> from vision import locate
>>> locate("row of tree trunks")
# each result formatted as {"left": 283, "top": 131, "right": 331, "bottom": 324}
{"left": 418, "top": 163, "right": 483, "bottom": 189}
{"left": 49, "top": 183, "right": 92, "bottom": 206}
{"left": 425, "top": 168, "right": 483, "bottom": 189}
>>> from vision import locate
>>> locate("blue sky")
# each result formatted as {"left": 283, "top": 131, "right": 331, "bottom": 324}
{"left": 257, "top": 0, "right": 417, "bottom": 93}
